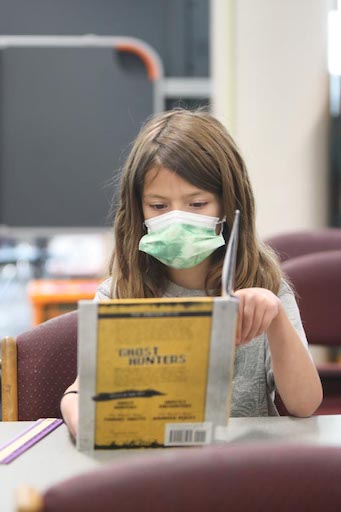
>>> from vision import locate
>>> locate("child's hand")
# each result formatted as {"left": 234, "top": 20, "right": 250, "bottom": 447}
{"left": 234, "top": 288, "right": 282, "bottom": 345}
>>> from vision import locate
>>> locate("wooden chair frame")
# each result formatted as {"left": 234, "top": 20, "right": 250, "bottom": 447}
{"left": 1, "top": 336, "right": 19, "bottom": 421}
{"left": 1, "top": 310, "right": 78, "bottom": 422}
{"left": 16, "top": 485, "right": 44, "bottom": 512}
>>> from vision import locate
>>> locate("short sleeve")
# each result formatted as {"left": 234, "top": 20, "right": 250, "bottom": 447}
{"left": 93, "top": 277, "right": 113, "bottom": 301}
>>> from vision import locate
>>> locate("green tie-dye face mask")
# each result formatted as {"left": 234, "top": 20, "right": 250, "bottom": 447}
{"left": 139, "top": 210, "right": 226, "bottom": 269}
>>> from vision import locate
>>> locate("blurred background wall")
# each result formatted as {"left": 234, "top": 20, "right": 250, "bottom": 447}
{"left": 212, "top": 0, "right": 329, "bottom": 238}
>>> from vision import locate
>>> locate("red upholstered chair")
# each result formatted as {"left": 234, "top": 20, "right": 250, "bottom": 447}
{"left": 281, "top": 250, "right": 341, "bottom": 414}
{"left": 1, "top": 311, "right": 78, "bottom": 421}
{"left": 265, "top": 228, "right": 341, "bottom": 263}
{"left": 17, "top": 443, "right": 341, "bottom": 512}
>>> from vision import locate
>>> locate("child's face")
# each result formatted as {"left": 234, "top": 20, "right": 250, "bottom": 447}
{"left": 142, "top": 167, "right": 222, "bottom": 221}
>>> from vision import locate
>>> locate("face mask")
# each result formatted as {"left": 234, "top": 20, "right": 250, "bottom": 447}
{"left": 138, "top": 210, "right": 226, "bottom": 269}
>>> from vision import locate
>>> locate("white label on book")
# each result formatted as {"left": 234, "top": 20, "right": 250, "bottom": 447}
{"left": 164, "top": 422, "right": 213, "bottom": 446}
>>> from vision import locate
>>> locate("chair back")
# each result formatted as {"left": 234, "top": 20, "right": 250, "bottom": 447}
{"left": 265, "top": 228, "right": 341, "bottom": 262}
{"left": 282, "top": 250, "right": 341, "bottom": 347}
{"left": 41, "top": 443, "right": 341, "bottom": 512}
{"left": 16, "top": 311, "right": 78, "bottom": 420}
{"left": 282, "top": 250, "right": 341, "bottom": 414}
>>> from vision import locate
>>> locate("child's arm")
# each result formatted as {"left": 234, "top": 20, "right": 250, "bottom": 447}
{"left": 266, "top": 305, "right": 323, "bottom": 416}
{"left": 234, "top": 288, "right": 323, "bottom": 417}
{"left": 60, "top": 376, "right": 79, "bottom": 439}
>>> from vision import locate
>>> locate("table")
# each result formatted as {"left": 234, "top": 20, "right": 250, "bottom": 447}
{"left": 0, "top": 422, "right": 134, "bottom": 512}
{"left": 2, "top": 415, "right": 341, "bottom": 512}
{"left": 215, "top": 414, "right": 341, "bottom": 444}
{"left": 27, "top": 279, "right": 99, "bottom": 325}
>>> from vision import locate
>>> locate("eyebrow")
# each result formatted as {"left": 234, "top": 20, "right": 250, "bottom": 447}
{"left": 143, "top": 192, "right": 208, "bottom": 200}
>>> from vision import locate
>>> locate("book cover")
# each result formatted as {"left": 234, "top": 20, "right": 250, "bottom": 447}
{"left": 77, "top": 211, "right": 240, "bottom": 450}
{"left": 78, "top": 295, "right": 238, "bottom": 450}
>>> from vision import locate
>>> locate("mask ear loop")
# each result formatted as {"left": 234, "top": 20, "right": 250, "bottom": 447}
{"left": 217, "top": 216, "right": 226, "bottom": 235}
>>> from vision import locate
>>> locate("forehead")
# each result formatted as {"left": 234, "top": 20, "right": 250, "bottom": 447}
{"left": 143, "top": 167, "right": 212, "bottom": 196}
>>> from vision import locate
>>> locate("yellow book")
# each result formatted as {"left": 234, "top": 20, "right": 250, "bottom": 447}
{"left": 77, "top": 212, "right": 240, "bottom": 450}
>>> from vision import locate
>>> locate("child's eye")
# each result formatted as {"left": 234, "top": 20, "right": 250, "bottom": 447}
{"left": 150, "top": 204, "right": 167, "bottom": 210}
{"left": 191, "top": 202, "right": 207, "bottom": 208}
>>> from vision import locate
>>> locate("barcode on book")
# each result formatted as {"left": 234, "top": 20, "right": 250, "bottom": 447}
{"left": 164, "top": 422, "right": 212, "bottom": 446}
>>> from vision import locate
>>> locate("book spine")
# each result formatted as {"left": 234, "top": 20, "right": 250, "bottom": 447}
{"left": 205, "top": 296, "right": 239, "bottom": 426}
{"left": 77, "top": 300, "right": 98, "bottom": 451}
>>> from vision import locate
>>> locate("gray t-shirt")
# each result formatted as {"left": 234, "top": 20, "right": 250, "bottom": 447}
{"left": 95, "top": 278, "right": 309, "bottom": 417}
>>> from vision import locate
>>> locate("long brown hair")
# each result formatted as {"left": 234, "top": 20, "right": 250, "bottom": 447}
{"left": 109, "top": 109, "right": 282, "bottom": 298}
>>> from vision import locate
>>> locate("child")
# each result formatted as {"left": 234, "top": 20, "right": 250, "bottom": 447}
{"left": 61, "top": 109, "right": 322, "bottom": 438}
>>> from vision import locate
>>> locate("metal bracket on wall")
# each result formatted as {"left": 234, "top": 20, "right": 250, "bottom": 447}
{"left": 0, "top": 35, "right": 211, "bottom": 112}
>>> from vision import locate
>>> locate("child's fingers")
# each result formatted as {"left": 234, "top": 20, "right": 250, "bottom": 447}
{"left": 234, "top": 288, "right": 281, "bottom": 344}
{"left": 247, "top": 306, "right": 266, "bottom": 341}
{"left": 255, "top": 309, "right": 267, "bottom": 338}
{"left": 255, "top": 304, "right": 279, "bottom": 338}
{"left": 235, "top": 294, "right": 244, "bottom": 344}
{"left": 241, "top": 301, "right": 256, "bottom": 343}
{"left": 261, "top": 308, "right": 277, "bottom": 334}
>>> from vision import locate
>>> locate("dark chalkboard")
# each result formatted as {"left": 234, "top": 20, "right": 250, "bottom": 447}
{"left": 0, "top": 47, "right": 153, "bottom": 227}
